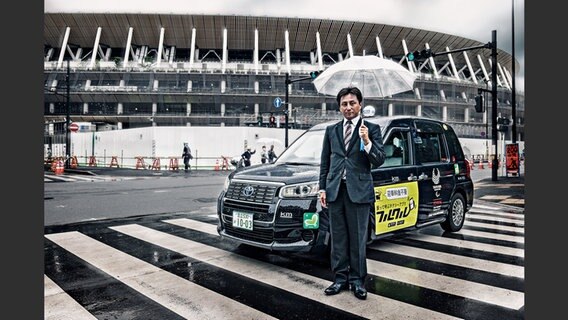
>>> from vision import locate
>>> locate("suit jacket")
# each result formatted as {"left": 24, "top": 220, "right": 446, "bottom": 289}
{"left": 319, "top": 118, "right": 385, "bottom": 203}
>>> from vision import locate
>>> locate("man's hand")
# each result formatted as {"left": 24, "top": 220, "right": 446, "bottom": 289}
{"left": 318, "top": 190, "right": 327, "bottom": 208}
{"left": 359, "top": 122, "right": 370, "bottom": 145}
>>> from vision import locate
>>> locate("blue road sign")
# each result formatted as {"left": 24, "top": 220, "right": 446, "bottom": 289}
{"left": 274, "top": 97, "right": 283, "bottom": 108}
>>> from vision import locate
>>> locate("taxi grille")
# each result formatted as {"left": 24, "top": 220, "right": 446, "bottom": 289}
{"left": 225, "top": 182, "right": 277, "bottom": 204}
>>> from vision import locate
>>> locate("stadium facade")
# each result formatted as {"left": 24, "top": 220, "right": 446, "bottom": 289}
{"left": 44, "top": 13, "right": 524, "bottom": 159}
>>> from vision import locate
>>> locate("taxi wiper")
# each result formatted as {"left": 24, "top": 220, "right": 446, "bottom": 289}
{"left": 282, "top": 162, "right": 318, "bottom": 166}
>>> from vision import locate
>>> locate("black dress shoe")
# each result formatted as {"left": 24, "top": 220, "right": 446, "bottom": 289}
{"left": 324, "top": 282, "right": 349, "bottom": 295}
{"left": 351, "top": 283, "right": 367, "bottom": 300}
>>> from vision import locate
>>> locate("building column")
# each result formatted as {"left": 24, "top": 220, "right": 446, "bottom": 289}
{"left": 221, "top": 103, "right": 225, "bottom": 116}
{"left": 186, "top": 103, "right": 191, "bottom": 116}
{"left": 321, "top": 102, "right": 327, "bottom": 116}
{"left": 152, "top": 103, "right": 157, "bottom": 116}
{"left": 221, "top": 80, "right": 226, "bottom": 93}
{"left": 85, "top": 79, "right": 91, "bottom": 90}
{"left": 254, "top": 103, "right": 259, "bottom": 117}
{"left": 119, "top": 79, "right": 125, "bottom": 87}
{"left": 49, "top": 103, "right": 55, "bottom": 114}
{"left": 388, "top": 103, "right": 394, "bottom": 116}
{"left": 464, "top": 108, "right": 470, "bottom": 123}
{"left": 117, "top": 103, "right": 123, "bottom": 115}
{"left": 416, "top": 104, "right": 422, "bottom": 117}
{"left": 442, "top": 106, "right": 448, "bottom": 122}
{"left": 254, "top": 80, "right": 259, "bottom": 94}
{"left": 439, "top": 89, "right": 446, "bottom": 101}
{"left": 117, "top": 122, "right": 122, "bottom": 129}
{"left": 83, "top": 103, "right": 88, "bottom": 114}
{"left": 153, "top": 79, "right": 159, "bottom": 91}
{"left": 187, "top": 80, "right": 192, "bottom": 92}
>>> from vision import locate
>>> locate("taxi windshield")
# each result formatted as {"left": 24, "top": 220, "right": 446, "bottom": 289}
{"left": 275, "top": 130, "right": 325, "bottom": 165}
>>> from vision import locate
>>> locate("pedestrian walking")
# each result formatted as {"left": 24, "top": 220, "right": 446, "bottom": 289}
{"left": 241, "top": 147, "right": 256, "bottom": 167}
{"left": 318, "top": 86, "right": 386, "bottom": 300}
{"left": 268, "top": 145, "right": 278, "bottom": 163}
{"left": 182, "top": 142, "right": 193, "bottom": 172}
{"left": 260, "top": 145, "right": 268, "bottom": 164}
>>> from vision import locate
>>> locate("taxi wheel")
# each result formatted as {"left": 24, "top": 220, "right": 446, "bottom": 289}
{"left": 441, "top": 193, "right": 466, "bottom": 232}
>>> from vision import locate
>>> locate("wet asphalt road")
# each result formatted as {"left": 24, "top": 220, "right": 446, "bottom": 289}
{"left": 44, "top": 167, "right": 524, "bottom": 319}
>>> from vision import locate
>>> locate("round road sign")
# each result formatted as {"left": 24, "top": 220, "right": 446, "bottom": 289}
{"left": 69, "top": 123, "right": 79, "bottom": 132}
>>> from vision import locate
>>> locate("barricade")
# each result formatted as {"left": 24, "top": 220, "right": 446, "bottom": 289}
{"left": 169, "top": 157, "right": 179, "bottom": 171}
{"left": 151, "top": 158, "right": 161, "bottom": 171}
{"left": 214, "top": 159, "right": 220, "bottom": 171}
{"left": 109, "top": 156, "right": 119, "bottom": 168}
{"left": 55, "top": 160, "right": 64, "bottom": 175}
{"left": 88, "top": 156, "right": 97, "bottom": 167}
{"left": 478, "top": 160, "right": 484, "bottom": 169}
{"left": 220, "top": 156, "right": 230, "bottom": 171}
{"left": 135, "top": 156, "right": 146, "bottom": 169}
{"left": 70, "top": 156, "right": 78, "bottom": 169}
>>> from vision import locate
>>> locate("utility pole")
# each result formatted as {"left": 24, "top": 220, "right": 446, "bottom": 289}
{"left": 511, "top": 0, "right": 517, "bottom": 143}
{"left": 65, "top": 59, "right": 71, "bottom": 169}
{"left": 491, "top": 30, "right": 499, "bottom": 182}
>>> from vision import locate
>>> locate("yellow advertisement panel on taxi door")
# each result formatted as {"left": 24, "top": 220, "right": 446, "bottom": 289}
{"left": 374, "top": 181, "right": 419, "bottom": 235}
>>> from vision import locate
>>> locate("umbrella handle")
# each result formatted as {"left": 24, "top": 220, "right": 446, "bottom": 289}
{"left": 360, "top": 119, "right": 365, "bottom": 151}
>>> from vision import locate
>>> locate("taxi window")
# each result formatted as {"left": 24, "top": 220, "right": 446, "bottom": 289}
{"left": 381, "top": 130, "right": 410, "bottom": 167}
{"left": 415, "top": 132, "right": 448, "bottom": 163}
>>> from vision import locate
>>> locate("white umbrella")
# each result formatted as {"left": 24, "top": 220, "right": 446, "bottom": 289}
{"left": 312, "top": 55, "right": 416, "bottom": 98}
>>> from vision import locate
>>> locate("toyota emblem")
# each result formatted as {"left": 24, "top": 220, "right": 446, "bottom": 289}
{"left": 242, "top": 185, "right": 255, "bottom": 197}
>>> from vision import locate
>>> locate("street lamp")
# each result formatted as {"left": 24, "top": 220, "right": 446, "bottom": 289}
{"left": 284, "top": 72, "right": 319, "bottom": 147}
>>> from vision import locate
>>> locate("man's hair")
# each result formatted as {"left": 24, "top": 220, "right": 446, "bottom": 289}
{"left": 336, "top": 86, "right": 363, "bottom": 105}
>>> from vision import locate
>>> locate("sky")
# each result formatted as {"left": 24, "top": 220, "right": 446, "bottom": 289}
{"left": 44, "top": 0, "right": 524, "bottom": 91}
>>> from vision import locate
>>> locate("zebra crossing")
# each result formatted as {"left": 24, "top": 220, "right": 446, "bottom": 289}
{"left": 44, "top": 202, "right": 524, "bottom": 319}
{"left": 44, "top": 173, "right": 152, "bottom": 183}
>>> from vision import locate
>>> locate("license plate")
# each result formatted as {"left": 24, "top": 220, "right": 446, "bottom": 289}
{"left": 232, "top": 211, "right": 253, "bottom": 231}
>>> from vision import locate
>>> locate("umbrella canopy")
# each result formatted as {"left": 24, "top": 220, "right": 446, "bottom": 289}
{"left": 313, "top": 55, "right": 417, "bottom": 98}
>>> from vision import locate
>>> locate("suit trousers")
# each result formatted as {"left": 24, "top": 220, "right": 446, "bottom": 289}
{"left": 328, "top": 180, "right": 370, "bottom": 286}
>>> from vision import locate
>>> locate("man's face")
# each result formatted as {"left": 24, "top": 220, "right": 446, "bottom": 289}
{"left": 339, "top": 93, "right": 361, "bottom": 120}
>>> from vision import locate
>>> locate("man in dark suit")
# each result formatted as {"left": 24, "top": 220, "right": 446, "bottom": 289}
{"left": 318, "top": 86, "right": 385, "bottom": 300}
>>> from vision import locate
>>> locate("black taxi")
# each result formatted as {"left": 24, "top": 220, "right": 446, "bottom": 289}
{"left": 216, "top": 115, "right": 474, "bottom": 254}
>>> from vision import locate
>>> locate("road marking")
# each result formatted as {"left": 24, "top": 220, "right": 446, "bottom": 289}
{"left": 45, "top": 231, "right": 276, "bottom": 320}
{"left": 44, "top": 275, "right": 97, "bottom": 320}
{"left": 163, "top": 218, "right": 523, "bottom": 310}
{"left": 113, "top": 223, "right": 461, "bottom": 320}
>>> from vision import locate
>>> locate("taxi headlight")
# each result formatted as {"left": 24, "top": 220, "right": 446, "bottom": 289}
{"left": 222, "top": 176, "right": 231, "bottom": 192}
{"left": 280, "top": 182, "right": 319, "bottom": 198}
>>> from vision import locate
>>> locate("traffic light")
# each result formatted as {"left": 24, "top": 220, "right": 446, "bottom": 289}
{"left": 406, "top": 49, "right": 433, "bottom": 61}
{"left": 474, "top": 95, "right": 484, "bottom": 113}
{"left": 497, "top": 117, "right": 510, "bottom": 132}
{"left": 310, "top": 71, "right": 321, "bottom": 79}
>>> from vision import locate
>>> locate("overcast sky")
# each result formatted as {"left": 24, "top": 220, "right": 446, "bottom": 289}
{"left": 45, "top": 0, "right": 524, "bottom": 91}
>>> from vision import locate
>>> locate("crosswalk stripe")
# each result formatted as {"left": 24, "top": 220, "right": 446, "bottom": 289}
{"left": 368, "top": 242, "right": 524, "bottom": 279}
{"left": 469, "top": 208, "right": 525, "bottom": 219}
{"left": 44, "top": 275, "right": 98, "bottom": 320}
{"left": 465, "top": 220, "right": 524, "bottom": 233}
{"left": 467, "top": 213, "right": 524, "bottom": 225}
{"left": 403, "top": 234, "right": 524, "bottom": 258}
{"left": 162, "top": 218, "right": 523, "bottom": 310}
{"left": 456, "top": 228, "right": 524, "bottom": 244}
{"left": 45, "top": 231, "right": 277, "bottom": 320}
{"left": 111, "top": 223, "right": 461, "bottom": 320}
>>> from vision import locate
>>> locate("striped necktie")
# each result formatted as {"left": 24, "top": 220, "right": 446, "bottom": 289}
{"left": 344, "top": 120, "right": 353, "bottom": 151}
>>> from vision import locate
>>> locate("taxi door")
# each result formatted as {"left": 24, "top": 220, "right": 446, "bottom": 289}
{"left": 370, "top": 126, "right": 420, "bottom": 240}
{"left": 412, "top": 120, "right": 455, "bottom": 225}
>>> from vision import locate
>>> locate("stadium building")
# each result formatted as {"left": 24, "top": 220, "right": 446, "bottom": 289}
{"left": 44, "top": 12, "right": 524, "bottom": 161}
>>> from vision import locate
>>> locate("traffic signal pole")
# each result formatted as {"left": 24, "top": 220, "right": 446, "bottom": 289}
{"left": 65, "top": 59, "right": 71, "bottom": 169}
{"left": 491, "top": 30, "right": 499, "bottom": 181}
{"left": 284, "top": 72, "right": 319, "bottom": 147}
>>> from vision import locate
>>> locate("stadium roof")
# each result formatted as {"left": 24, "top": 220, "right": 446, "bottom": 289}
{"left": 44, "top": 13, "right": 515, "bottom": 73}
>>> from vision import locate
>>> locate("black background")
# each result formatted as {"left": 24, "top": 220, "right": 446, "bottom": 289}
{"left": 7, "top": 1, "right": 557, "bottom": 318}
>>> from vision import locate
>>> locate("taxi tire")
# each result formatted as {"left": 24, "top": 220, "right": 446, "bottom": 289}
{"left": 441, "top": 193, "right": 466, "bottom": 232}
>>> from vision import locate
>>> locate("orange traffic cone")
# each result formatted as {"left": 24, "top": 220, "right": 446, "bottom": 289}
{"left": 55, "top": 160, "right": 64, "bottom": 175}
